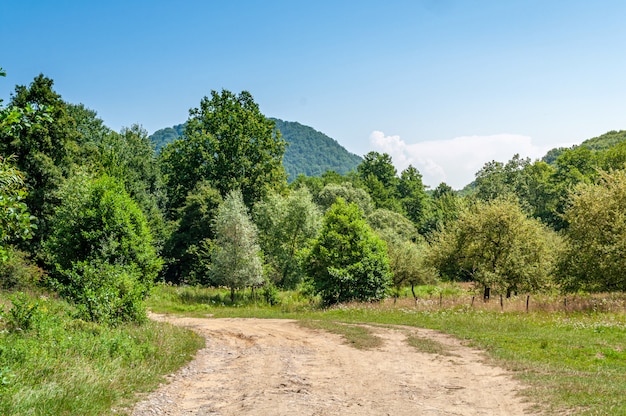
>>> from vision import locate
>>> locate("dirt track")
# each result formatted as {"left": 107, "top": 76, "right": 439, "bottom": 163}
{"left": 131, "top": 315, "right": 538, "bottom": 415}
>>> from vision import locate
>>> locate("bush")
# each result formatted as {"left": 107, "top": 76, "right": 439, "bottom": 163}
{"left": 57, "top": 261, "right": 147, "bottom": 325}
{"left": 0, "top": 249, "right": 45, "bottom": 290}
{"left": 44, "top": 174, "right": 161, "bottom": 323}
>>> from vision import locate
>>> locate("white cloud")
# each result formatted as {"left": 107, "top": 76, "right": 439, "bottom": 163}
{"left": 369, "top": 131, "right": 567, "bottom": 189}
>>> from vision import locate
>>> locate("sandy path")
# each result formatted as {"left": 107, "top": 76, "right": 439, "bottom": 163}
{"left": 131, "top": 315, "right": 537, "bottom": 415}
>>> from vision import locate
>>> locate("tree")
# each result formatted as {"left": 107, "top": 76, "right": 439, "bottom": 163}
{"left": 397, "top": 165, "right": 429, "bottom": 226}
{"left": 254, "top": 188, "right": 321, "bottom": 288}
{"left": 427, "top": 197, "right": 560, "bottom": 299}
{"left": 306, "top": 198, "right": 391, "bottom": 305}
{"left": 162, "top": 181, "right": 222, "bottom": 284}
{"left": 558, "top": 170, "right": 626, "bottom": 292}
{"left": 357, "top": 152, "right": 401, "bottom": 211}
{"left": 160, "top": 90, "right": 286, "bottom": 213}
{"left": 367, "top": 209, "right": 434, "bottom": 299}
{"left": 421, "top": 182, "right": 463, "bottom": 237}
{"left": 210, "top": 190, "right": 263, "bottom": 302}
{"left": 0, "top": 156, "right": 35, "bottom": 262}
{"left": 0, "top": 75, "right": 79, "bottom": 244}
{"left": 43, "top": 174, "right": 161, "bottom": 323}
{"left": 315, "top": 182, "right": 373, "bottom": 214}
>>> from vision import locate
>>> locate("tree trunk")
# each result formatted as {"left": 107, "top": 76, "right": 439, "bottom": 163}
{"left": 411, "top": 283, "right": 417, "bottom": 301}
{"left": 483, "top": 286, "right": 491, "bottom": 302}
{"left": 230, "top": 287, "right": 235, "bottom": 303}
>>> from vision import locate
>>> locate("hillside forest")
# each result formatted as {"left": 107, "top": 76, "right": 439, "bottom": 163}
{"left": 2, "top": 72, "right": 626, "bottom": 322}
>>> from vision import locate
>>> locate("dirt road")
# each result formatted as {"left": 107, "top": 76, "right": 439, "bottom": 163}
{"left": 131, "top": 315, "right": 537, "bottom": 415}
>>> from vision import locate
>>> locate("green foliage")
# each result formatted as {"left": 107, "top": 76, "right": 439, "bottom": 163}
{"left": 0, "top": 75, "right": 78, "bottom": 244}
{"left": 160, "top": 89, "right": 286, "bottom": 211}
{"left": 271, "top": 118, "right": 362, "bottom": 180}
{"left": 0, "top": 290, "right": 203, "bottom": 415}
{"left": 0, "top": 156, "right": 35, "bottom": 262}
{"left": 44, "top": 174, "right": 160, "bottom": 323}
{"left": 316, "top": 181, "right": 374, "bottom": 214}
{"left": 162, "top": 181, "right": 222, "bottom": 284}
{"left": 559, "top": 169, "right": 626, "bottom": 292}
{"left": 210, "top": 190, "right": 264, "bottom": 300}
{"left": 2, "top": 292, "right": 40, "bottom": 332}
{"left": 306, "top": 198, "right": 391, "bottom": 305}
{"left": 398, "top": 165, "right": 429, "bottom": 226}
{"left": 0, "top": 249, "right": 44, "bottom": 290}
{"left": 254, "top": 188, "right": 321, "bottom": 288}
{"left": 60, "top": 260, "right": 148, "bottom": 324}
{"left": 357, "top": 151, "right": 401, "bottom": 211}
{"left": 428, "top": 197, "right": 560, "bottom": 295}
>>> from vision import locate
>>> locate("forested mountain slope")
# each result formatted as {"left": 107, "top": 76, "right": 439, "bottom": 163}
{"left": 270, "top": 118, "right": 362, "bottom": 180}
{"left": 149, "top": 119, "right": 362, "bottom": 181}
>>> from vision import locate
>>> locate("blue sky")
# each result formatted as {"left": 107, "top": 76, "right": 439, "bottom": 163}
{"left": 2, "top": 1, "right": 626, "bottom": 188}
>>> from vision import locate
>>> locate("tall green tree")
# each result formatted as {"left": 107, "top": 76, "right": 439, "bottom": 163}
{"left": 306, "top": 198, "right": 391, "bottom": 305}
{"left": 0, "top": 75, "right": 77, "bottom": 243}
{"left": 254, "top": 188, "right": 321, "bottom": 288}
{"left": 357, "top": 152, "right": 401, "bottom": 211}
{"left": 210, "top": 190, "right": 264, "bottom": 301}
{"left": 397, "top": 165, "right": 429, "bottom": 226}
{"left": 160, "top": 90, "right": 287, "bottom": 213}
{"left": 162, "top": 181, "right": 222, "bottom": 284}
{"left": 0, "top": 156, "right": 35, "bottom": 262}
{"left": 558, "top": 170, "right": 626, "bottom": 292}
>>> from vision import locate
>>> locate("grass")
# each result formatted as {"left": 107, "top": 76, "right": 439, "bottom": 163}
{"left": 148, "top": 283, "right": 626, "bottom": 415}
{"left": 405, "top": 334, "right": 455, "bottom": 356}
{"left": 0, "top": 289, "right": 204, "bottom": 415}
{"left": 298, "top": 320, "right": 383, "bottom": 349}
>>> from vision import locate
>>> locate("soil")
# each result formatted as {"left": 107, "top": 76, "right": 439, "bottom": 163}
{"left": 131, "top": 314, "right": 538, "bottom": 415}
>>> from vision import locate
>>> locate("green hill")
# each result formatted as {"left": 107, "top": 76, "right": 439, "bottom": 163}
{"left": 149, "top": 119, "right": 362, "bottom": 181}
{"left": 270, "top": 118, "right": 362, "bottom": 180}
{"left": 542, "top": 130, "right": 626, "bottom": 164}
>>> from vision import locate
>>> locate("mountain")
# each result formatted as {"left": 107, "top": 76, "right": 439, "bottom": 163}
{"left": 150, "top": 123, "right": 185, "bottom": 152}
{"left": 542, "top": 130, "right": 626, "bottom": 164}
{"left": 270, "top": 118, "right": 362, "bottom": 180}
{"left": 149, "top": 119, "right": 362, "bottom": 181}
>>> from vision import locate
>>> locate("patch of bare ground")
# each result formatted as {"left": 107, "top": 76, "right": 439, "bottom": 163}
{"left": 131, "top": 314, "right": 538, "bottom": 415}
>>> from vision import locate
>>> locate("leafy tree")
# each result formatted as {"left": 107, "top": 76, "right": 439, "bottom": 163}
{"left": 558, "top": 170, "right": 626, "bottom": 292}
{"left": 254, "top": 188, "right": 321, "bottom": 288}
{"left": 397, "top": 165, "right": 429, "bottom": 226}
{"left": 306, "top": 198, "right": 391, "bottom": 305}
{"left": 0, "top": 156, "right": 35, "bottom": 262}
{"left": 357, "top": 152, "right": 401, "bottom": 211}
{"left": 210, "top": 190, "right": 263, "bottom": 301}
{"left": 43, "top": 174, "right": 161, "bottom": 323}
{"left": 315, "top": 182, "right": 373, "bottom": 214}
{"left": 160, "top": 90, "right": 287, "bottom": 212}
{"left": 162, "top": 181, "right": 222, "bottom": 284}
{"left": 427, "top": 197, "right": 560, "bottom": 299}
{"left": 367, "top": 209, "right": 434, "bottom": 299}
{"left": 421, "top": 182, "right": 463, "bottom": 237}
{"left": 0, "top": 75, "right": 75, "bottom": 244}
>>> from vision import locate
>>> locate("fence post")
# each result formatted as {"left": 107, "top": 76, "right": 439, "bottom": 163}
{"left": 526, "top": 295, "right": 530, "bottom": 313}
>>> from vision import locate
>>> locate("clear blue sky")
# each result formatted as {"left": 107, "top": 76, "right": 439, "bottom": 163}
{"left": 2, "top": 1, "right": 626, "bottom": 188}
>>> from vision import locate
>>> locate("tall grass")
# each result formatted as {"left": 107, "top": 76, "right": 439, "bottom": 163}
{"left": 0, "top": 290, "right": 204, "bottom": 415}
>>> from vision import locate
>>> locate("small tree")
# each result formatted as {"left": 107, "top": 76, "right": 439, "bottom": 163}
{"left": 43, "top": 173, "right": 161, "bottom": 323}
{"left": 210, "top": 190, "right": 263, "bottom": 302}
{"left": 254, "top": 188, "right": 321, "bottom": 288}
{"left": 306, "top": 198, "right": 391, "bottom": 305}
{"left": 427, "top": 196, "right": 559, "bottom": 299}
